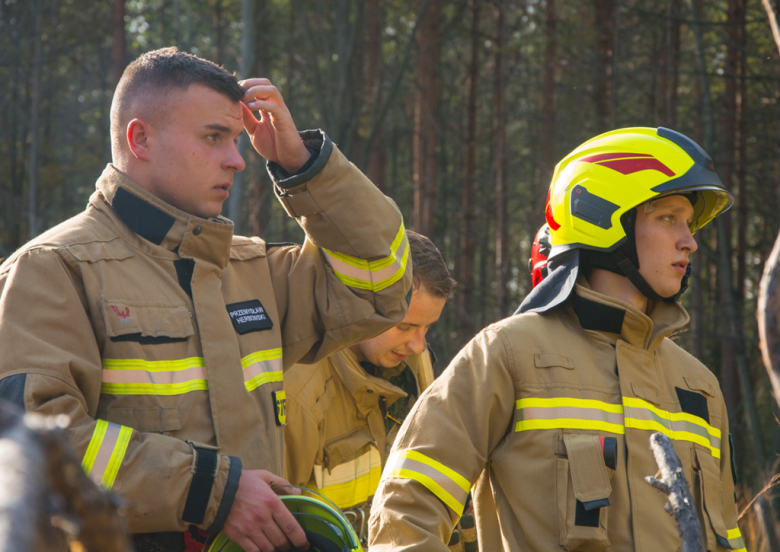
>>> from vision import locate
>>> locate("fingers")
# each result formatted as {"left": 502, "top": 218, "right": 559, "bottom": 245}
{"left": 261, "top": 473, "right": 302, "bottom": 496}
{"left": 241, "top": 102, "right": 259, "bottom": 131}
{"left": 273, "top": 504, "right": 310, "bottom": 550}
{"left": 241, "top": 83, "right": 287, "bottom": 111}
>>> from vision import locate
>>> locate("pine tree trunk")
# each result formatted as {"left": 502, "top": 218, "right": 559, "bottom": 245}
{"left": 594, "top": 0, "right": 613, "bottom": 133}
{"left": 539, "top": 0, "right": 556, "bottom": 228}
{"left": 719, "top": 0, "right": 740, "bottom": 416}
{"left": 365, "top": 0, "right": 386, "bottom": 190}
{"left": 413, "top": 0, "right": 440, "bottom": 237}
{"left": 761, "top": 0, "right": 780, "bottom": 56}
{"left": 493, "top": 0, "right": 509, "bottom": 320}
{"left": 458, "top": 0, "right": 480, "bottom": 342}
{"left": 227, "top": 0, "right": 257, "bottom": 230}
{"left": 27, "top": 0, "right": 43, "bottom": 240}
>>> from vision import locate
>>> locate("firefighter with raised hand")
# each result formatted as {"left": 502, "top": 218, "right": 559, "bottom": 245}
{"left": 283, "top": 231, "right": 454, "bottom": 538}
{"left": 0, "top": 48, "right": 412, "bottom": 552}
{"left": 369, "top": 128, "right": 746, "bottom": 552}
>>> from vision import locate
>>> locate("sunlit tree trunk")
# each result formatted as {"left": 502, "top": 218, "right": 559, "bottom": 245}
{"left": 719, "top": 0, "right": 740, "bottom": 415}
{"left": 365, "top": 0, "right": 386, "bottom": 190}
{"left": 458, "top": 0, "right": 480, "bottom": 342}
{"left": 594, "top": 0, "right": 613, "bottom": 133}
{"left": 736, "top": 0, "right": 748, "bottom": 307}
{"left": 27, "top": 0, "right": 43, "bottom": 240}
{"left": 539, "top": 0, "right": 556, "bottom": 228}
{"left": 226, "top": 0, "right": 256, "bottom": 231}
{"left": 494, "top": 0, "right": 509, "bottom": 320}
{"left": 413, "top": 0, "right": 440, "bottom": 237}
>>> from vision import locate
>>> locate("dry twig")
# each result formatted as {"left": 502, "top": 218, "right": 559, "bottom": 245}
{"left": 645, "top": 432, "right": 704, "bottom": 552}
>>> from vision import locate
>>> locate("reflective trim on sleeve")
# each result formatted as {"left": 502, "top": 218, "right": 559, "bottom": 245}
{"left": 311, "top": 448, "right": 382, "bottom": 509}
{"left": 623, "top": 397, "right": 721, "bottom": 458}
{"left": 81, "top": 420, "right": 132, "bottom": 490}
{"left": 515, "top": 397, "right": 625, "bottom": 435}
{"left": 101, "top": 357, "right": 208, "bottom": 395}
{"left": 321, "top": 224, "right": 409, "bottom": 292}
{"left": 725, "top": 527, "right": 746, "bottom": 551}
{"left": 242, "top": 349, "right": 284, "bottom": 392}
{"left": 382, "top": 449, "right": 470, "bottom": 515}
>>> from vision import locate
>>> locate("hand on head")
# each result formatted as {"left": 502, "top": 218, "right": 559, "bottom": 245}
{"left": 239, "top": 79, "right": 311, "bottom": 174}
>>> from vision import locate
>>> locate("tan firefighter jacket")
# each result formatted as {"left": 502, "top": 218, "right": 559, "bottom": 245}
{"left": 284, "top": 346, "right": 434, "bottom": 510}
{"left": 0, "top": 131, "right": 412, "bottom": 536}
{"left": 369, "top": 280, "right": 745, "bottom": 552}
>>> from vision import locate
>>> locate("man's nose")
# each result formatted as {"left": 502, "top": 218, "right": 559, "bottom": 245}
{"left": 407, "top": 329, "right": 426, "bottom": 356}
{"left": 679, "top": 224, "right": 698, "bottom": 253}
{"left": 225, "top": 141, "right": 247, "bottom": 172}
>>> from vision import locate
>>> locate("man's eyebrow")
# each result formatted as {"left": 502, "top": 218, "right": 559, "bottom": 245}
{"left": 204, "top": 123, "right": 232, "bottom": 133}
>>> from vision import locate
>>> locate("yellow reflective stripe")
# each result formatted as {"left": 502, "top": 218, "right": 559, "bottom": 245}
{"left": 102, "top": 357, "right": 205, "bottom": 370}
{"left": 81, "top": 420, "right": 132, "bottom": 490}
{"left": 102, "top": 357, "right": 208, "bottom": 396}
{"left": 311, "top": 449, "right": 382, "bottom": 509}
{"left": 382, "top": 450, "right": 470, "bottom": 514}
{"left": 623, "top": 397, "right": 721, "bottom": 458}
{"left": 517, "top": 397, "right": 624, "bottom": 412}
{"left": 242, "top": 349, "right": 283, "bottom": 392}
{"left": 322, "top": 224, "right": 409, "bottom": 292}
{"left": 623, "top": 397, "right": 721, "bottom": 438}
{"left": 516, "top": 418, "right": 626, "bottom": 434}
{"left": 726, "top": 527, "right": 746, "bottom": 550}
{"left": 515, "top": 397, "right": 625, "bottom": 434}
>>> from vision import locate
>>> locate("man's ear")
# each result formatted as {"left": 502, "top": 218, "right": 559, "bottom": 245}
{"left": 126, "top": 118, "right": 152, "bottom": 161}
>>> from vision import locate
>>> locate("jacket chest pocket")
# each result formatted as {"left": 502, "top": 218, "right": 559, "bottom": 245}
{"left": 556, "top": 432, "right": 614, "bottom": 551}
{"left": 100, "top": 301, "right": 204, "bottom": 398}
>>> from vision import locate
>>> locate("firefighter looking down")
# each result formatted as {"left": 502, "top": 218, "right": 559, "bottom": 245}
{"left": 368, "top": 127, "right": 746, "bottom": 551}
{"left": 0, "top": 47, "right": 413, "bottom": 552}
{"left": 283, "top": 231, "right": 454, "bottom": 540}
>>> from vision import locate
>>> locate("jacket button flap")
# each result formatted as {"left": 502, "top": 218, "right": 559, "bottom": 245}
{"left": 534, "top": 353, "right": 574, "bottom": 370}
{"left": 684, "top": 376, "right": 714, "bottom": 397}
{"left": 103, "top": 300, "right": 194, "bottom": 339}
{"left": 66, "top": 239, "right": 134, "bottom": 263}
{"left": 630, "top": 382, "right": 661, "bottom": 406}
{"left": 563, "top": 433, "right": 612, "bottom": 506}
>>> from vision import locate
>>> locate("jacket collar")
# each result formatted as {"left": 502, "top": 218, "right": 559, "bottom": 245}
{"left": 331, "top": 348, "right": 408, "bottom": 404}
{"left": 93, "top": 164, "right": 234, "bottom": 268}
{"left": 570, "top": 277, "right": 689, "bottom": 351}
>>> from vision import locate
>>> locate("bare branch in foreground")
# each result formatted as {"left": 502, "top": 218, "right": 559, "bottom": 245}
{"left": 645, "top": 432, "right": 704, "bottom": 552}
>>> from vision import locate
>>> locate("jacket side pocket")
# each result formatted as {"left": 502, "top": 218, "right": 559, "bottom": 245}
{"left": 555, "top": 433, "right": 612, "bottom": 551}
{"left": 694, "top": 446, "right": 731, "bottom": 550}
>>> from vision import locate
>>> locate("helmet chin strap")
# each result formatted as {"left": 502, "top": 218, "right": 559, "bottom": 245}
{"left": 614, "top": 250, "right": 690, "bottom": 303}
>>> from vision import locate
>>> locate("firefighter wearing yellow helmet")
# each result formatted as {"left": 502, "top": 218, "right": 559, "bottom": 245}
{"left": 369, "top": 128, "right": 746, "bottom": 551}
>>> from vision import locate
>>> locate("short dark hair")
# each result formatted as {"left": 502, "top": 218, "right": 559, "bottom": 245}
{"left": 407, "top": 230, "right": 456, "bottom": 298}
{"left": 110, "top": 47, "right": 244, "bottom": 150}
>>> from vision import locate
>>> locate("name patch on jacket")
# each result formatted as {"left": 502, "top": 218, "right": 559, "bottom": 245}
{"left": 226, "top": 300, "right": 273, "bottom": 334}
{"left": 273, "top": 390, "right": 287, "bottom": 426}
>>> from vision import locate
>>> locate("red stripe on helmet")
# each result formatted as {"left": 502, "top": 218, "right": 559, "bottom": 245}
{"left": 597, "top": 158, "right": 676, "bottom": 177}
{"left": 581, "top": 152, "right": 653, "bottom": 163}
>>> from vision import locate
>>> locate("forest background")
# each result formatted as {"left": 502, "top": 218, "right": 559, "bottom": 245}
{"left": 2, "top": 0, "right": 780, "bottom": 548}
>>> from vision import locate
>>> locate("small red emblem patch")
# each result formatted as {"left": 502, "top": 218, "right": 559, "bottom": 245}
{"left": 581, "top": 152, "right": 676, "bottom": 177}
{"left": 111, "top": 306, "right": 130, "bottom": 319}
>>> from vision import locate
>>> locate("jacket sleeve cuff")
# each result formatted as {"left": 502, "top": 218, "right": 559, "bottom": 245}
{"left": 207, "top": 456, "right": 242, "bottom": 533}
{"left": 267, "top": 130, "right": 333, "bottom": 189}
